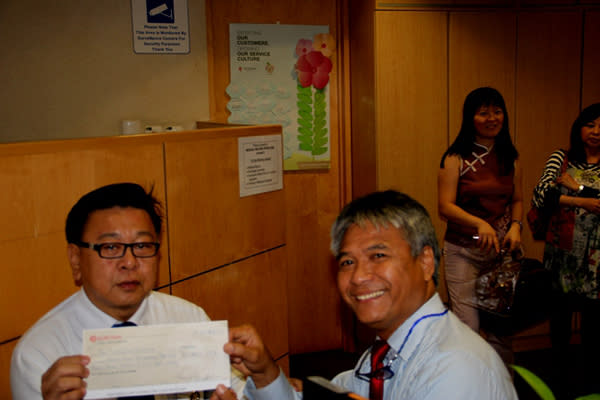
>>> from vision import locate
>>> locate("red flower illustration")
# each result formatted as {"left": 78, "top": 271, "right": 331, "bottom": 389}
{"left": 295, "top": 50, "right": 332, "bottom": 90}
{"left": 313, "top": 33, "right": 335, "bottom": 57}
{"left": 295, "top": 39, "right": 313, "bottom": 57}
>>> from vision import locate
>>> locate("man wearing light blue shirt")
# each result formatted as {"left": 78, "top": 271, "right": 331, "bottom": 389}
{"left": 218, "top": 190, "right": 517, "bottom": 400}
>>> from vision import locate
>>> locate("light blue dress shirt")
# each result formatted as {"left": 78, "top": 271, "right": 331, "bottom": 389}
{"left": 245, "top": 293, "right": 517, "bottom": 400}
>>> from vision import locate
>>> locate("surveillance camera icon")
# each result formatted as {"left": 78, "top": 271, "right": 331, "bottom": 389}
{"left": 148, "top": 3, "right": 172, "bottom": 19}
{"left": 149, "top": 4, "right": 167, "bottom": 15}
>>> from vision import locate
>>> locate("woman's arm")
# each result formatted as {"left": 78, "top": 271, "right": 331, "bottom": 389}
{"left": 438, "top": 154, "right": 499, "bottom": 252}
{"left": 556, "top": 171, "right": 600, "bottom": 213}
{"left": 531, "top": 150, "right": 565, "bottom": 208}
{"left": 502, "top": 160, "right": 523, "bottom": 252}
{"left": 559, "top": 193, "right": 600, "bottom": 213}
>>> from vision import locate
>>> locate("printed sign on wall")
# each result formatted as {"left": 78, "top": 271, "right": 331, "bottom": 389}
{"left": 131, "top": 0, "right": 190, "bottom": 54}
{"left": 238, "top": 135, "right": 283, "bottom": 197}
{"left": 228, "top": 24, "right": 334, "bottom": 171}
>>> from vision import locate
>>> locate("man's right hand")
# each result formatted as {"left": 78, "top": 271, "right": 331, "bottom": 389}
{"left": 41, "top": 355, "right": 90, "bottom": 400}
{"left": 223, "top": 325, "right": 280, "bottom": 389}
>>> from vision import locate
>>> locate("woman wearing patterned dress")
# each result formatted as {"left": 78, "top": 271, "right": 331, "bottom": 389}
{"left": 438, "top": 87, "right": 522, "bottom": 366}
{"left": 531, "top": 103, "right": 600, "bottom": 395}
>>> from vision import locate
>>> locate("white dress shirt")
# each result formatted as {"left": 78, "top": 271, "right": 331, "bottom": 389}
{"left": 11, "top": 289, "right": 245, "bottom": 400}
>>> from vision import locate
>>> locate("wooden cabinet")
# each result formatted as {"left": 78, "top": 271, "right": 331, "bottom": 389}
{"left": 448, "top": 12, "right": 517, "bottom": 141}
{"left": 374, "top": 10, "right": 448, "bottom": 240}
{"left": 373, "top": 0, "right": 515, "bottom": 9}
{"left": 516, "top": 10, "right": 582, "bottom": 261}
{"left": 370, "top": 0, "right": 593, "bottom": 8}
{"left": 583, "top": 11, "right": 600, "bottom": 105}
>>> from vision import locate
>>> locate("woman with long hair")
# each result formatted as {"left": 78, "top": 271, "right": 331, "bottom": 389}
{"left": 438, "top": 87, "right": 522, "bottom": 365}
{"left": 531, "top": 103, "right": 600, "bottom": 396}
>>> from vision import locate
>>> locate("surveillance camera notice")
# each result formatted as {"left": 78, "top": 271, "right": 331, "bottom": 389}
{"left": 131, "top": 0, "right": 189, "bottom": 54}
{"left": 238, "top": 135, "right": 283, "bottom": 197}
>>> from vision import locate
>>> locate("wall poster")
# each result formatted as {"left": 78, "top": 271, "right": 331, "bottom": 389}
{"left": 228, "top": 23, "right": 334, "bottom": 171}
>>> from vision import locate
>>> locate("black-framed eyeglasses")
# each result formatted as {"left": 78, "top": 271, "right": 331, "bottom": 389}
{"left": 354, "top": 351, "right": 398, "bottom": 382}
{"left": 75, "top": 241, "right": 160, "bottom": 259}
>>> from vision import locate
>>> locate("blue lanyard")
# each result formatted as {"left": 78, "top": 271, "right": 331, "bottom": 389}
{"left": 396, "top": 309, "right": 449, "bottom": 355}
{"left": 363, "top": 309, "right": 449, "bottom": 374}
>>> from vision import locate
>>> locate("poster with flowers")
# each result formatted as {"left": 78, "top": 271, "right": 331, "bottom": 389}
{"left": 227, "top": 24, "right": 333, "bottom": 170}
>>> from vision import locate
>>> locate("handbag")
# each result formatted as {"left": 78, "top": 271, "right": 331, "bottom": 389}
{"left": 472, "top": 251, "right": 521, "bottom": 317}
{"left": 473, "top": 254, "right": 554, "bottom": 336}
{"left": 527, "top": 151, "right": 568, "bottom": 241}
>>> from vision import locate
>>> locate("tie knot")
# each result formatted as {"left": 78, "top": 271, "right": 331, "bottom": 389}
{"left": 112, "top": 321, "right": 137, "bottom": 328}
{"left": 371, "top": 340, "right": 390, "bottom": 365}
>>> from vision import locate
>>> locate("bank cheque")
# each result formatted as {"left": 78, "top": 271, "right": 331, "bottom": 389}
{"left": 82, "top": 320, "right": 230, "bottom": 399}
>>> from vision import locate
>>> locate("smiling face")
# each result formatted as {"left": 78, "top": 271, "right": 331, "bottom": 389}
{"left": 581, "top": 116, "right": 600, "bottom": 152}
{"left": 68, "top": 206, "right": 159, "bottom": 321}
{"left": 336, "top": 222, "right": 435, "bottom": 340}
{"left": 473, "top": 104, "right": 504, "bottom": 144}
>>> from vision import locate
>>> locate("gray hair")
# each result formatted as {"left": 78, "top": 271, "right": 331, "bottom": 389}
{"left": 330, "top": 190, "right": 440, "bottom": 282}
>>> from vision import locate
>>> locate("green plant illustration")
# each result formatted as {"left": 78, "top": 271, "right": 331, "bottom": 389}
{"left": 297, "top": 85, "right": 328, "bottom": 156}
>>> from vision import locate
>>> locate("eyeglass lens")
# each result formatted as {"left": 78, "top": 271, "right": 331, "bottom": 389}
{"left": 98, "top": 243, "right": 158, "bottom": 258}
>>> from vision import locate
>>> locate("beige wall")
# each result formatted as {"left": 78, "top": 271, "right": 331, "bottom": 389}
{"left": 0, "top": 0, "right": 209, "bottom": 143}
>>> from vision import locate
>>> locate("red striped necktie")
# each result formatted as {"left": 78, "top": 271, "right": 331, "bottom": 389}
{"left": 369, "top": 340, "right": 390, "bottom": 400}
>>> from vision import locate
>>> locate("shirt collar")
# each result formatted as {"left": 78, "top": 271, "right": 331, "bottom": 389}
{"left": 78, "top": 287, "right": 151, "bottom": 327}
{"left": 127, "top": 291, "right": 151, "bottom": 325}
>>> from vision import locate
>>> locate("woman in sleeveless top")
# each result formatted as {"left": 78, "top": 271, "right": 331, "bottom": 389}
{"left": 438, "top": 87, "right": 522, "bottom": 367}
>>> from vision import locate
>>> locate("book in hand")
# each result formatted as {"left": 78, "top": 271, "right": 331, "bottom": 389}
{"left": 302, "top": 376, "right": 367, "bottom": 400}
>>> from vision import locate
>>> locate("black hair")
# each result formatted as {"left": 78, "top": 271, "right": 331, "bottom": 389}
{"left": 440, "top": 87, "right": 518, "bottom": 175}
{"left": 65, "top": 182, "right": 163, "bottom": 243}
{"left": 568, "top": 103, "right": 600, "bottom": 163}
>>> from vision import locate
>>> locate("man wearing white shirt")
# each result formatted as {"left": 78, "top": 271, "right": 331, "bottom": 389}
{"left": 219, "top": 190, "right": 517, "bottom": 400}
{"left": 11, "top": 183, "right": 244, "bottom": 400}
